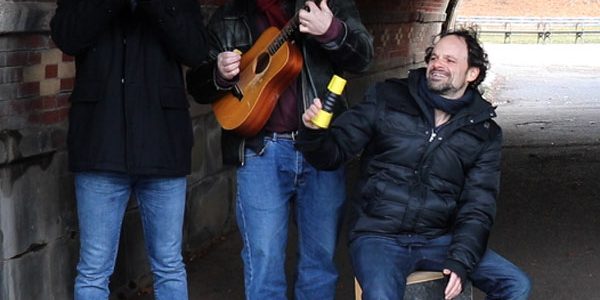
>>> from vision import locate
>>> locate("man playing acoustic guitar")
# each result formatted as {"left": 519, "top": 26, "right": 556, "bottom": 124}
{"left": 186, "top": 0, "right": 373, "bottom": 298}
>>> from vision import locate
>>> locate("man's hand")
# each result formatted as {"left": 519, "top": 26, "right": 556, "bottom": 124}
{"left": 443, "top": 269, "right": 463, "bottom": 300}
{"left": 298, "top": 0, "right": 333, "bottom": 36}
{"left": 302, "top": 98, "right": 323, "bottom": 129}
{"left": 216, "top": 51, "right": 241, "bottom": 80}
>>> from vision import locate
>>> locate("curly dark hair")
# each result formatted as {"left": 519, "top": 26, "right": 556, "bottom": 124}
{"left": 424, "top": 28, "right": 490, "bottom": 88}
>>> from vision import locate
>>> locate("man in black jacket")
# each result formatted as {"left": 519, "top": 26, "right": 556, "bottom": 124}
{"left": 299, "top": 29, "right": 531, "bottom": 300}
{"left": 50, "top": 0, "right": 207, "bottom": 298}
{"left": 185, "top": 0, "right": 372, "bottom": 299}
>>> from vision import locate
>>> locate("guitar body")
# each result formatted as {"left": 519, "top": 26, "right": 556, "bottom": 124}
{"left": 212, "top": 27, "right": 304, "bottom": 137}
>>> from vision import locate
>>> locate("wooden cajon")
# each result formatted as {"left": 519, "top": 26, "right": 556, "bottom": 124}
{"left": 354, "top": 271, "right": 473, "bottom": 300}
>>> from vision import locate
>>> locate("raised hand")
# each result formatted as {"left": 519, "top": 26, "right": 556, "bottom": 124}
{"left": 302, "top": 98, "right": 323, "bottom": 129}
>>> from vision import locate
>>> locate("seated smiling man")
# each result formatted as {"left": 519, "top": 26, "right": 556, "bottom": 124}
{"left": 297, "top": 29, "right": 532, "bottom": 300}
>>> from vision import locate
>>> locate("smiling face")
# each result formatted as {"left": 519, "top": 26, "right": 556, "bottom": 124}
{"left": 426, "top": 35, "right": 480, "bottom": 99}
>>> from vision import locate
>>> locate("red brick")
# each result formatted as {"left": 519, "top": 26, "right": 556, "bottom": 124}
{"left": 45, "top": 64, "right": 58, "bottom": 78}
{"left": 62, "top": 53, "right": 74, "bottom": 62}
{"left": 57, "top": 93, "right": 71, "bottom": 107}
{"left": 29, "top": 97, "right": 44, "bottom": 110}
{"left": 57, "top": 106, "right": 70, "bottom": 122}
{"left": 60, "top": 78, "right": 74, "bottom": 91}
{"left": 18, "top": 82, "right": 40, "bottom": 98}
{"left": 1, "top": 35, "right": 50, "bottom": 52}
{"left": 42, "top": 96, "right": 58, "bottom": 109}
{"left": 0, "top": 52, "right": 41, "bottom": 67}
{"left": 28, "top": 110, "right": 59, "bottom": 125}
{"left": 35, "top": 107, "right": 70, "bottom": 125}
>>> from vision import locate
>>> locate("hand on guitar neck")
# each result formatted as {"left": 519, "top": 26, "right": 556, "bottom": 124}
{"left": 298, "top": 0, "right": 333, "bottom": 36}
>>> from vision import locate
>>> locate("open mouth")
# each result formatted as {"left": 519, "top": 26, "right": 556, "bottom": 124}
{"left": 429, "top": 70, "right": 448, "bottom": 81}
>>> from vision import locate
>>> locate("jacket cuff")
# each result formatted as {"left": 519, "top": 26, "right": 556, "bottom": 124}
{"left": 444, "top": 259, "right": 468, "bottom": 285}
{"left": 314, "top": 17, "right": 344, "bottom": 44}
{"left": 318, "top": 19, "right": 348, "bottom": 50}
{"left": 295, "top": 126, "right": 327, "bottom": 151}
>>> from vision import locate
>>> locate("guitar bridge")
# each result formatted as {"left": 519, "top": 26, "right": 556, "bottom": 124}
{"left": 232, "top": 84, "right": 244, "bottom": 100}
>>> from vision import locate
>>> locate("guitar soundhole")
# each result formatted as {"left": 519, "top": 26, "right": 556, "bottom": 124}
{"left": 255, "top": 53, "right": 270, "bottom": 74}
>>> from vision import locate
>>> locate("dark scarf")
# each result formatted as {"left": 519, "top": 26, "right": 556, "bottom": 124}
{"left": 418, "top": 72, "right": 474, "bottom": 115}
{"left": 256, "top": 0, "right": 289, "bottom": 28}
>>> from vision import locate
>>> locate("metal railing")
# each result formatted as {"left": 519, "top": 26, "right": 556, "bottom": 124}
{"left": 455, "top": 17, "right": 600, "bottom": 43}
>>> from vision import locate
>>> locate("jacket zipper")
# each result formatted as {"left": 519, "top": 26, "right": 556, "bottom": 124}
{"left": 122, "top": 32, "right": 129, "bottom": 172}
{"left": 428, "top": 129, "right": 437, "bottom": 143}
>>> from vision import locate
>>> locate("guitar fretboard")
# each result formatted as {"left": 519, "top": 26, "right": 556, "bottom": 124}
{"left": 267, "top": 14, "right": 300, "bottom": 56}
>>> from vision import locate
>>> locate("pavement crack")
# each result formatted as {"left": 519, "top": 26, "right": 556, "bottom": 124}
{"left": 1, "top": 242, "right": 48, "bottom": 262}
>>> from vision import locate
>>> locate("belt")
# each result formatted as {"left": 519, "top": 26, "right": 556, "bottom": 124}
{"left": 264, "top": 131, "right": 298, "bottom": 141}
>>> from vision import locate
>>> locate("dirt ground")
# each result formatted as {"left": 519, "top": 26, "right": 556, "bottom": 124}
{"left": 129, "top": 44, "right": 600, "bottom": 300}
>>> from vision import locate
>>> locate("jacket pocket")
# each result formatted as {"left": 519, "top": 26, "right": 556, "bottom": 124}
{"left": 160, "top": 86, "right": 190, "bottom": 109}
{"left": 70, "top": 82, "right": 102, "bottom": 102}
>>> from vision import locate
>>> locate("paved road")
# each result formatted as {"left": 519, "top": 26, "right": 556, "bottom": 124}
{"left": 129, "top": 44, "right": 600, "bottom": 300}
{"left": 478, "top": 44, "right": 600, "bottom": 300}
{"left": 483, "top": 44, "right": 600, "bottom": 146}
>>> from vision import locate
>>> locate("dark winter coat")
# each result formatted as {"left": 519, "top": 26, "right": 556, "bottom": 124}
{"left": 50, "top": 0, "right": 208, "bottom": 176}
{"left": 296, "top": 68, "right": 503, "bottom": 280}
{"left": 185, "top": 0, "right": 373, "bottom": 165}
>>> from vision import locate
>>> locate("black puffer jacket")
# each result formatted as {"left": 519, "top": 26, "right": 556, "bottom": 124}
{"left": 296, "top": 68, "right": 502, "bottom": 280}
{"left": 186, "top": 0, "right": 373, "bottom": 165}
{"left": 50, "top": 0, "right": 207, "bottom": 176}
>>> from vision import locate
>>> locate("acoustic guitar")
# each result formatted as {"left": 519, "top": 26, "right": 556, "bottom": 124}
{"left": 211, "top": 5, "right": 314, "bottom": 137}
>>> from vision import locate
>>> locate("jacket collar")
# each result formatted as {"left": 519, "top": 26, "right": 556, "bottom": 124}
{"left": 408, "top": 68, "right": 496, "bottom": 125}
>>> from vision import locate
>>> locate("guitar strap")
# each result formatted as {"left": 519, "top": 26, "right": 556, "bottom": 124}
{"left": 256, "top": 0, "right": 288, "bottom": 29}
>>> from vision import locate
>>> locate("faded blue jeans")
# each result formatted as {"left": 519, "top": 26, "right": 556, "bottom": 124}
{"left": 236, "top": 135, "right": 346, "bottom": 300}
{"left": 351, "top": 234, "right": 532, "bottom": 300}
{"left": 74, "top": 171, "right": 188, "bottom": 300}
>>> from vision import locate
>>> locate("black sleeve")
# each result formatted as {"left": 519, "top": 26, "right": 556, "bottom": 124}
{"left": 185, "top": 9, "right": 240, "bottom": 104}
{"left": 50, "top": 0, "right": 125, "bottom": 56}
{"left": 296, "top": 85, "right": 379, "bottom": 170}
{"left": 136, "top": 0, "right": 208, "bottom": 68}
{"left": 444, "top": 126, "right": 503, "bottom": 279}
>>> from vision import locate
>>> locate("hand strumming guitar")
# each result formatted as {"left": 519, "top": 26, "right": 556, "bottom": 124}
{"left": 298, "top": 0, "right": 333, "bottom": 36}
{"left": 217, "top": 51, "right": 241, "bottom": 80}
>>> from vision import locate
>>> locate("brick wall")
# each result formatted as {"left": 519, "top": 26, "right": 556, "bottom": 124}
{"left": 457, "top": 0, "right": 600, "bottom": 17}
{"left": 350, "top": 0, "right": 449, "bottom": 99}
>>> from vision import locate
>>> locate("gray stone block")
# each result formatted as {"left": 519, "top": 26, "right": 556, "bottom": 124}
{"left": 184, "top": 173, "right": 236, "bottom": 252}
{"left": 189, "top": 113, "right": 224, "bottom": 183}
{"left": 0, "top": 2, "right": 56, "bottom": 34}
{"left": 0, "top": 233, "right": 78, "bottom": 300}
{"left": 0, "top": 151, "right": 76, "bottom": 260}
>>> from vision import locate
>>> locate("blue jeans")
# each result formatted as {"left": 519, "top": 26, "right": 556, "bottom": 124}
{"left": 351, "top": 234, "right": 531, "bottom": 300}
{"left": 74, "top": 171, "right": 188, "bottom": 300}
{"left": 236, "top": 136, "right": 346, "bottom": 300}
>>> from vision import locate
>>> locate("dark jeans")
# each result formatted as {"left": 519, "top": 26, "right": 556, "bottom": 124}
{"left": 351, "top": 234, "right": 531, "bottom": 300}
